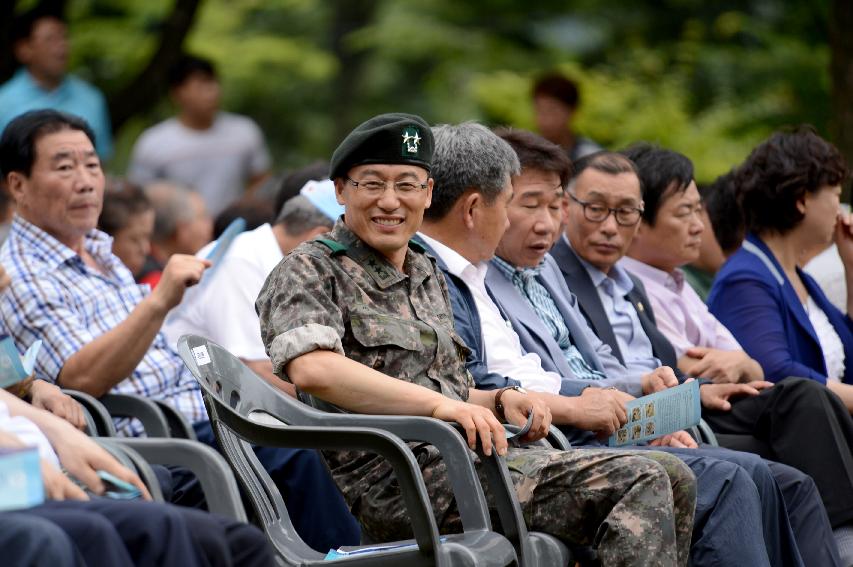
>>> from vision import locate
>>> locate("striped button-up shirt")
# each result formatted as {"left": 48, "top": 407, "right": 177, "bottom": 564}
{"left": 0, "top": 216, "right": 205, "bottom": 435}
{"left": 491, "top": 255, "right": 606, "bottom": 382}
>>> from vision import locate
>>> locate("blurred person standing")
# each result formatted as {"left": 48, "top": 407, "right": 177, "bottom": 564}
{"left": 532, "top": 72, "right": 602, "bottom": 161}
{"left": 0, "top": 7, "right": 112, "bottom": 160}
{"left": 128, "top": 55, "right": 271, "bottom": 216}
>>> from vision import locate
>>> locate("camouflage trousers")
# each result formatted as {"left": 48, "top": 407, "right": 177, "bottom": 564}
{"left": 352, "top": 445, "right": 696, "bottom": 567}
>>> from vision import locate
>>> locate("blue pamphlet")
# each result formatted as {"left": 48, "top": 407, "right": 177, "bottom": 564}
{"left": 325, "top": 538, "right": 447, "bottom": 560}
{"left": 608, "top": 380, "right": 701, "bottom": 447}
{"left": 0, "top": 447, "right": 44, "bottom": 511}
{"left": 98, "top": 470, "right": 143, "bottom": 500}
{"left": 201, "top": 217, "right": 246, "bottom": 286}
{"left": 0, "top": 337, "right": 41, "bottom": 388}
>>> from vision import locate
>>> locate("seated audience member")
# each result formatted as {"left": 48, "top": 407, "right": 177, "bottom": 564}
{"left": 273, "top": 161, "right": 330, "bottom": 216}
{"left": 163, "top": 180, "right": 339, "bottom": 390}
{"left": 419, "top": 125, "right": 822, "bottom": 566}
{"left": 140, "top": 181, "right": 214, "bottom": 287}
{"left": 532, "top": 72, "right": 602, "bottom": 161}
{"left": 0, "top": 109, "right": 360, "bottom": 552}
{"left": 98, "top": 183, "right": 154, "bottom": 279}
{"left": 212, "top": 196, "right": 274, "bottom": 239}
{"left": 0, "top": 388, "right": 274, "bottom": 567}
{"left": 709, "top": 130, "right": 853, "bottom": 400}
{"left": 680, "top": 174, "right": 742, "bottom": 300}
{"left": 128, "top": 55, "right": 271, "bottom": 216}
{"left": 549, "top": 147, "right": 847, "bottom": 564}
{"left": 614, "top": 142, "right": 853, "bottom": 557}
{"left": 256, "top": 113, "right": 698, "bottom": 565}
{"left": 619, "top": 145, "right": 762, "bottom": 383}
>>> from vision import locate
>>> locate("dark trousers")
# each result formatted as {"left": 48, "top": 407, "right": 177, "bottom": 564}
{"left": 703, "top": 376, "right": 853, "bottom": 528}
{"left": 634, "top": 445, "right": 806, "bottom": 566}
{"left": 194, "top": 419, "right": 361, "bottom": 552}
{"left": 0, "top": 511, "right": 85, "bottom": 567}
{"left": 25, "top": 498, "right": 274, "bottom": 567}
{"left": 24, "top": 499, "right": 206, "bottom": 567}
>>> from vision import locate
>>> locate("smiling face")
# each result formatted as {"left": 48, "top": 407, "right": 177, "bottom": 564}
{"left": 565, "top": 168, "right": 643, "bottom": 273}
{"left": 629, "top": 181, "right": 705, "bottom": 273}
{"left": 336, "top": 163, "right": 433, "bottom": 268}
{"left": 7, "top": 128, "right": 104, "bottom": 250}
{"left": 496, "top": 168, "right": 563, "bottom": 268}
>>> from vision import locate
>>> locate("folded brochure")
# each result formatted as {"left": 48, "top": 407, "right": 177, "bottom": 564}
{"left": 608, "top": 380, "right": 701, "bottom": 447}
{"left": 0, "top": 337, "right": 41, "bottom": 388}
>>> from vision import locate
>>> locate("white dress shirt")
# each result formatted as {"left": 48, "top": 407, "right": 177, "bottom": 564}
{"left": 418, "top": 233, "right": 562, "bottom": 394}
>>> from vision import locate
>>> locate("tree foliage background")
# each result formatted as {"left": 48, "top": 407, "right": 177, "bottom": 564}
{"left": 4, "top": 0, "right": 839, "bottom": 185}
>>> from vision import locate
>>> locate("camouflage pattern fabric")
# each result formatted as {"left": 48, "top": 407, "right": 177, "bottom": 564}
{"left": 257, "top": 220, "right": 696, "bottom": 566}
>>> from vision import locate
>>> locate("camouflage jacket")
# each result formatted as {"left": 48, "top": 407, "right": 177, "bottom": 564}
{"left": 256, "top": 220, "right": 473, "bottom": 507}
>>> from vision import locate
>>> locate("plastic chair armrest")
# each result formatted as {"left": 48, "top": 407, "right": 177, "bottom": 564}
{"left": 114, "top": 438, "right": 246, "bottom": 521}
{"left": 62, "top": 389, "right": 117, "bottom": 436}
{"left": 100, "top": 393, "right": 171, "bottom": 437}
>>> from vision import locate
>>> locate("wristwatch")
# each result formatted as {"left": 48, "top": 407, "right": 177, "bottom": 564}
{"left": 494, "top": 385, "right": 527, "bottom": 422}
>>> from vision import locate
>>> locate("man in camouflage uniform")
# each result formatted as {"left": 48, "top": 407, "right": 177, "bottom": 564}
{"left": 257, "top": 113, "right": 697, "bottom": 566}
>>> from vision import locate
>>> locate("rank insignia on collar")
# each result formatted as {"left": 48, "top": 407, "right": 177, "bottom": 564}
{"left": 402, "top": 127, "right": 421, "bottom": 155}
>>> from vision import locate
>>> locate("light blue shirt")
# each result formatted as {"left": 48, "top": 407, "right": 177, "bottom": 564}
{"left": 577, "top": 251, "right": 661, "bottom": 374}
{"left": 0, "top": 69, "right": 113, "bottom": 159}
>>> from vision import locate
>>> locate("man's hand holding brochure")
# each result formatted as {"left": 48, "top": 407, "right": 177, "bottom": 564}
{"left": 609, "top": 380, "right": 702, "bottom": 447}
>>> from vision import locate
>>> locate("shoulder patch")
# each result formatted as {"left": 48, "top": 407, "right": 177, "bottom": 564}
{"left": 314, "top": 238, "right": 348, "bottom": 255}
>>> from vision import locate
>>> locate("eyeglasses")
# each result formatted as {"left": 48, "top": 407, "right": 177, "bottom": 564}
{"left": 346, "top": 177, "right": 428, "bottom": 196}
{"left": 568, "top": 192, "right": 644, "bottom": 226}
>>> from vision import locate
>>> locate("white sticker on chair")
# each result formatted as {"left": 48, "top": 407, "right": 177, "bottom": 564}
{"left": 192, "top": 345, "right": 211, "bottom": 366}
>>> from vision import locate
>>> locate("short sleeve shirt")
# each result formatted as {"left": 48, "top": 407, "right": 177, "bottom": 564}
{"left": 0, "top": 216, "right": 205, "bottom": 436}
{"left": 128, "top": 112, "right": 271, "bottom": 215}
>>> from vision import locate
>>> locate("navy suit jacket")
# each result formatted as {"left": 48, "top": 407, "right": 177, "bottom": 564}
{"left": 550, "top": 238, "right": 680, "bottom": 369}
{"left": 485, "top": 254, "right": 644, "bottom": 397}
{"left": 709, "top": 233, "right": 853, "bottom": 385}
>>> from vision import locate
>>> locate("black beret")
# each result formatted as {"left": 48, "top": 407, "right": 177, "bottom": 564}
{"left": 330, "top": 113, "right": 433, "bottom": 179}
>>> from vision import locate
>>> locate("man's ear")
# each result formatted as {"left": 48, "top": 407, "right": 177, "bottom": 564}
{"left": 796, "top": 195, "right": 807, "bottom": 216}
{"left": 423, "top": 178, "right": 433, "bottom": 210}
{"left": 5, "top": 172, "right": 26, "bottom": 204}
{"left": 461, "top": 191, "right": 480, "bottom": 231}
{"left": 334, "top": 178, "right": 346, "bottom": 205}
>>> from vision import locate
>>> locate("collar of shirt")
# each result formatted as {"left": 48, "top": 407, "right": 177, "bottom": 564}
{"left": 329, "top": 219, "right": 432, "bottom": 289}
{"left": 13, "top": 68, "right": 70, "bottom": 97}
{"left": 490, "top": 255, "right": 543, "bottom": 287}
{"left": 417, "top": 232, "right": 489, "bottom": 293}
{"left": 619, "top": 256, "right": 685, "bottom": 293}
{"left": 562, "top": 234, "right": 635, "bottom": 296}
{"left": 9, "top": 214, "right": 117, "bottom": 272}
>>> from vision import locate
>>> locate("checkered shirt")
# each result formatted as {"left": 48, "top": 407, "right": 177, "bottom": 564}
{"left": 0, "top": 216, "right": 206, "bottom": 436}
{"left": 491, "top": 256, "right": 605, "bottom": 381}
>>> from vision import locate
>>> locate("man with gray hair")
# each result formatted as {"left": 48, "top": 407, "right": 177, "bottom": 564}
{"left": 163, "top": 179, "right": 339, "bottom": 389}
{"left": 141, "top": 181, "right": 213, "bottom": 286}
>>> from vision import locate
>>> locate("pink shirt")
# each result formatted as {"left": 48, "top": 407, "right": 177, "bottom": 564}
{"left": 619, "top": 256, "right": 741, "bottom": 358}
